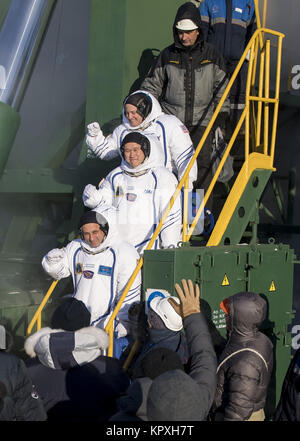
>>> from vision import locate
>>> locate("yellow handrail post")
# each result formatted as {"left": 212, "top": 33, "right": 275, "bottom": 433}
{"left": 264, "top": 39, "right": 270, "bottom": 155}
{"left": 182, "top": 176, "right": 189, "bottom": 242}
{"left": 269, "top": 35, "right": 283, "bottom": 163}
{"left": 250, "top": 36, "right": 259, "bottom": 152}
{"left": 256, "top": 41, "right": 265, "bottom": 149}
{"left": 26, "top": 279, "right": 59, "bottom": 335}
{"left": 245, "top": 39, "right": 256, "bottom": 172}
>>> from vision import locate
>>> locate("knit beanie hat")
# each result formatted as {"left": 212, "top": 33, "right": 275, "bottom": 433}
{"left": 139, "top": 347, "right": 184, "bottom": 379}
{"left": 51, "top": 297, "right": 91, "bottom": 331}
{"left": 125, "top": 92, "right": 152, "bottom": 120}
{"left": 78, "top": 210, "right": 109, "bottom": 237}
{"left": 147, "top": 370, "right": 204, "bottom": 421}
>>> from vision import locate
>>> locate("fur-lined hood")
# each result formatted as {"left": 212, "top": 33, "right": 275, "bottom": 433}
{"left": 24, "top": 326, "right": 109, "bottom": 370}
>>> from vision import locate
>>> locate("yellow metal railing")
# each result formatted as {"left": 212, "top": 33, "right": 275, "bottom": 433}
{"left": 27, "top": 25, "right": 284, "bottom": 360}
{"left": 26, "top": 279, "right": 58, "bottom": 335}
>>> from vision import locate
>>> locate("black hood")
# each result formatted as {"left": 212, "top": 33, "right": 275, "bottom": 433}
{"left": 226, "top": 292, "right": 267, "bottom": 338}
{"left": 173, "top": 2, "right": 203, "bottom": 49}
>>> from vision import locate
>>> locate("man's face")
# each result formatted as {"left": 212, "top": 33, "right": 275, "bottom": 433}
{"left": 123, "top": 142, "right": 145, "bottom": 168}
{"left": 178, "top": 29, "right": 199, "bottom": 47}
{"left": 124, "top": 104, "right": 144, "bottom": 127}
{"left": 81, "top": 223, "right": 105, "bottom": 248}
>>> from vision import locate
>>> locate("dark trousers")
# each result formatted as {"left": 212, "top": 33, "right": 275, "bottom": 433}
{"left": 188, "top": 125, "right": 213, "bottom": 211}
{"left": 227, "top": 60, "right": 249, "bottom": 131}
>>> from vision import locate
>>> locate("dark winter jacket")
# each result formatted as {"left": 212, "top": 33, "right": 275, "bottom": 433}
{"left": 0, "top": 351, "right": 47, "bottom": 421}
{"left": 141, "top": 2, "right": 229, "bottom": 129}
{"left": 110, "top": 312, "right": 217, "bottom": 421}
{"left": 200, "top": 0, "right": 256, "bottom": 68}
{"left": 273, "top": 348, "right": 300, "bottom": 421}
{"left": 24, "top": 326, "right": 130, "bottom": 421}
{"left": 212, "top": 292, "right": 273, "bottom": 421}
{"left": 131, "top": 327, "right": 189, "bottom": 379}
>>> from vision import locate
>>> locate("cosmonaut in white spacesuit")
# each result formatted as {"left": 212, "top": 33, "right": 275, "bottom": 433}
{"left": 85, "top": 90, "right": 197, "bottom": 190}
{"left": 41, "top": 205, "right": 141, "bottom": 357}
{"left": 82, "top": 131, "right": 182, "bottom": 255}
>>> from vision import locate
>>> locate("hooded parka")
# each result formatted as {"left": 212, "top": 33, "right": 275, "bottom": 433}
{"left": 0, "top": 351, "right": 47, "bottom": 421}
{"left": 212, "top": 292, "right": 273, "bottom": 421}
{"left": 25, "top": 326, "right": 130, "bottom": 421}
{"left": 141, "top": 2, "right": 230, "bottom": 131}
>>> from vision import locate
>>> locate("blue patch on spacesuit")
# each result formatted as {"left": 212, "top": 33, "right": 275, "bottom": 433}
{"left": 98, "top": 265, "right": 112, "bottom": 276}
{"left": 83, "top": 270, "right": 94, "bottom": 279}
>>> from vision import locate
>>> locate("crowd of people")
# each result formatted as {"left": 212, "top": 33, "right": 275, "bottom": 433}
{"left": 0, "top": 1, "right": 299, "bottom": 423}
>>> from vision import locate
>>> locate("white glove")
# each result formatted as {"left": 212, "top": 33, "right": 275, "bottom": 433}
{"left": 87, "top": 122, "right": 101, "bottom": 137}
{"left": 86, "top": 122, "right": 106, "bottom": 158}
{"left": 46, "top": 248, "right": 65, "bottom": 264}
{"left": 82, "top": 184, "right": 103, "bottom": 209}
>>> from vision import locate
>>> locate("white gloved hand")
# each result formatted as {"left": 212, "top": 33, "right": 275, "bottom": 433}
{"left": 87, "top": 122, "right": 101, "bottom": 137}
{"left": 46, "top": 248, "right": 65, "bottom": 264}
{"left": 82, "top": 184, "right": 103, "bottom": 208}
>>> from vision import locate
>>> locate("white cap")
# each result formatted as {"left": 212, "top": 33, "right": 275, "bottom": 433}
{"left": 176, "top": 19, "right": 198, "bottom": 31}
{"left": 150, "top": 296, "right": 183, "bottom": 331}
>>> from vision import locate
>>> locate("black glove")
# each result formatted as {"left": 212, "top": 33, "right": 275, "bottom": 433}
{"left": 128, "top": 302, "right": 146, "bottom": 341}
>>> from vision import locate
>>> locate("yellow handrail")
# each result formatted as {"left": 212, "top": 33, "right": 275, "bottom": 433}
{"left": 26, "top": 280, "right": 58, "bottom": 335}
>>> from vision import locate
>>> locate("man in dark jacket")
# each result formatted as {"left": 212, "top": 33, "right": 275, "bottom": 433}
{"left": 24, "top": 297, "right": 130, "bottom": 421}
{"left": 273, "top": 347, "right": 300, "bottom": 421}
{"left": 110, "top": 279, "right": 217, "bottom": 421}
{"left": 211, "top": 292, "right": 273, "bottom": 421}
{"left": 141, "top": 2, "right": 230, "bottom": 209}
{"left": 128, "top": 294, "right": 189, "bottom": 379}
{"left": 200, "top": 0, "right": 256, "bottom": 132}
{"left": 0, "top": 325, "right": 46, "bottom": 421}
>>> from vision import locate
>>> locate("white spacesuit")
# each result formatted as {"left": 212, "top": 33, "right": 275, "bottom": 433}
{"left": 85, "top": 90, "right": 197, "bottom": 189}
{"left": 83, "top": 132, "right": 182, "bottom": 255}
{"left": 42, "top": 205, "right": 141, "bottom": 339}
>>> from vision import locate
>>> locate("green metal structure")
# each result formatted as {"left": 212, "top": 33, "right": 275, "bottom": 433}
{"left": 143, "top": 241, "right": 296, "bottom": 416}
{"left": 0, "top": 0, "right": 297, "bottom": 419}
